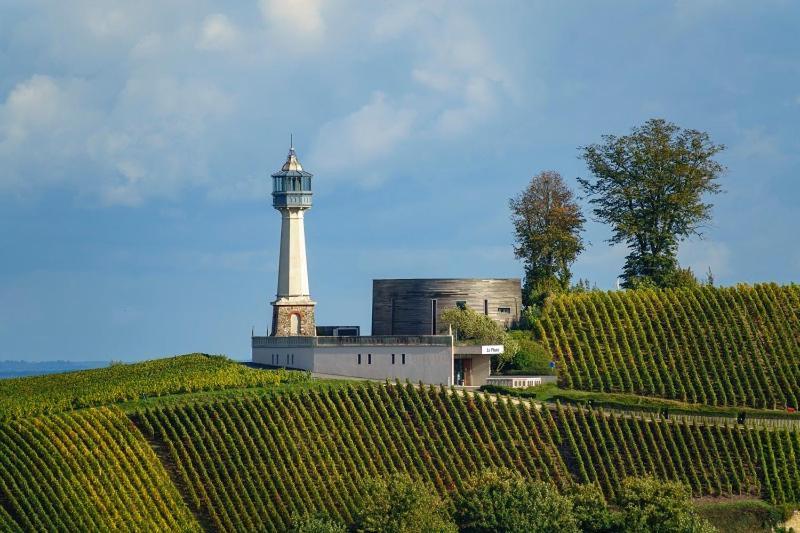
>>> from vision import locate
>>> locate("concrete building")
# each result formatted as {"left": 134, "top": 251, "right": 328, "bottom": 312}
{"left": 252, "top": 335, "right": 495, "bottom": 386}
{"left": 252, "top": 144, "right": 508, "bottom": 386}
{"left": 372, "top": 278, "right": 521, "bottom": 336}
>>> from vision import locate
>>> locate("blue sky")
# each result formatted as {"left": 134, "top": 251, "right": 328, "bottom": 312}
{"left": 1, "top": 1, "right": 798, "bottom": 362}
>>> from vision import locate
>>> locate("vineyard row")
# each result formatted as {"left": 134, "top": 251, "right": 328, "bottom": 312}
{"left": 537, "top": 283, "right": 800, "bottom": 409}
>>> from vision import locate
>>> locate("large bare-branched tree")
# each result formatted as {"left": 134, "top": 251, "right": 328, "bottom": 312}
{"left": 579, "top": 119, "right": 725, "bottom": 288}
{"left": 510, "top": 171, "right": 585, "bottom": 306}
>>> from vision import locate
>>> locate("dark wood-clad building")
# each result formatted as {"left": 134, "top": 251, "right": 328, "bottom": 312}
{"left": 371, "top": 278, "right": 521, "bottom": 336}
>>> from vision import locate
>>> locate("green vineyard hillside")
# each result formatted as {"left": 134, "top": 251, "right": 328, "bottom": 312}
{"left": 135, "top": 384, "right": 799, "bottom": 531}
{"left": 537, "top": 283, "right": 800, "bottom": 409}
{"left": 0, "top": 407, "right": 198, "bottom": 531}
{"left": 0, "top": 353, "right": 309, "bottom": 419}
{"left": 1, "top": 359, "right": 799, "bottom": 532}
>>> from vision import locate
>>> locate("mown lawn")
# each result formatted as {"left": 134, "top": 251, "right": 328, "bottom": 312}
{"left": 482, "top": 382, "right": 800, "bottom": 420}
{"left": 695, "top": 499, "right": 791, "bottom": 533}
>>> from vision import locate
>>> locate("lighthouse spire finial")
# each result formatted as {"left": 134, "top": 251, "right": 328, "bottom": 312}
{"left": 281, "top": 134, "right": 304, "bottom": 172}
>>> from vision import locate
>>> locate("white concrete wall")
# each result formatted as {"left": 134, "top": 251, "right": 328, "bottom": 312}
{"left": 252, "top": 346, "right": 315, "bottom": 370}
{"left": 313, "top": 345, "right": 453, "bottom": 385}
{"left": 254, "top": 341, "right": 454, "bottom": 385}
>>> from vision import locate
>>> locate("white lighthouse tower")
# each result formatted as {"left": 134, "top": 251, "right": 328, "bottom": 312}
{"left": 269, "top": 141, "right": 315, "bottom": 336}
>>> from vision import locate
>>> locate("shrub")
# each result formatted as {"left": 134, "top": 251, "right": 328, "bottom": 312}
{"left": 352, "top": 474, "right": 456, "bottom": 533}
{"left": 289, "top": 513, "right": 347, "bottom": 533}
{"left": 454, "top": 468, "right": 578, "bottom": 533}
{"left": 508, "top": 330, "right": 554, "bottom": 375}
{"left": 569, "top": 483, "right": 616, "bottom": 532}
{"left": 617, "top": 477, "right": 716, "bottom": 533}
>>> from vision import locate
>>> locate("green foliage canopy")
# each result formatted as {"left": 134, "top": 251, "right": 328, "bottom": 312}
{"left": 579, "top": 118, "right": 724, "bottom": 288}
{"left": 507, "top": 329, "right": 554, "bottom": 375}
{"left": 454, "top": 468, "right": 579, "bottom": 533}
{"left": 568, "top": 483, "right": 615, "bottom": 533}
{"left": 289, "top": 513, "right": 347, "bottom": 533}
{"left": 510, "top": 170, "right": 585, "bottom": 306}
{"left": 618, "top": 477, "right": 717, "bottom": 533}
{"left": 352, "top": 474, "right": 457, "bottom": 533}
{"left": 439, "top": 307, "right": 518, "bottom": 371}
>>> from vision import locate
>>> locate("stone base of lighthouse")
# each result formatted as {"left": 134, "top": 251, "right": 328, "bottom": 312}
{"left": 271, "top": 299, "right": 316, "bottom": 337}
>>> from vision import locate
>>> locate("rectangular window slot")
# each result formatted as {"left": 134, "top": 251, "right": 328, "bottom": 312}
{"left": 402, "top": 353, "right": 406, "bottom": 365}
{"left": 498, "top": 307, "right": 511, "bottom": 313}
{"left": 391, "top": 353, "right": 395, "bottom": 365}
{"left": 358, "top": 353, "right": 361, "bottom": 365}
{"left": 368, "top": 353, "right": 372, "bottom": 365}
{"left": 484, "top": 299, "right": 489, "bottom": 315}
{"left": 431, "top": 299, "right": 437, "bottom": 334}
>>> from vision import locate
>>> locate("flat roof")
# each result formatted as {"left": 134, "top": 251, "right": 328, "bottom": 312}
{"left": 253, "top": 335, "right": 453, "bottom": 348}
{"left": 373, "top": 278, "right": 520, "bottom": 282}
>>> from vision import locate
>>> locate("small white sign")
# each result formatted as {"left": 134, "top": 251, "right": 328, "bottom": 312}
{"left": 481, "top": 345, "right": 505, "bottom": 355}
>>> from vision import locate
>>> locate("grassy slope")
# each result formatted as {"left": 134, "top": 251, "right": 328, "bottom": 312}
{"left": 484, "top": 383, "right": 800, "bottom": 420}
{"left": 695, "top": 500, "right": 788, "bottom": 533}
{"left": 116, "top": 378, "right": 352, "bottom": 413}
{"left": 0, "top": 353, "right": 309, "bottom": 418}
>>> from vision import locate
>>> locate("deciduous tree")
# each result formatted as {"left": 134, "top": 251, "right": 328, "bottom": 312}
{"left": 352, "top": 474, "right": 456, "bottom": 533}
{"left": 617, "top": 477, "right": 716, "bottom": 533}
{"left": 454, "top": 468, "right": 579, "bottom": 533}
{"left": 579, "top": 119, "right": 724, "bottom": 288}
{"left": 440, "top": 307, "right": 518, "bottom": 372}
{"left": 510, "top": 171, "right": 585, "bottom": 306}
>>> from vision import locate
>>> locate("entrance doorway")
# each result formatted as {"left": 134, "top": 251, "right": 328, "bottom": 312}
{"left": 290, "top": 313, "right": 301, "bottom": 335}
{"left": 454, "top": 358, "right": 472, "bottom": 386}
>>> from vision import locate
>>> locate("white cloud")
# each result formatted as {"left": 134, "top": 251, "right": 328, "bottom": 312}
{"left": 0, "top": 72, "right": 235, "bottom": 205}
{"left": 679, "top": 239, "right": 731, "bottom": 279}
{"left": 730, "top": 126, "right": 782, "bottom": 160}
{"left": 259, "top": 0, "right": 324, "bottom": 39}
{"left": 83, "top": 6, "right": 136, "bottom": 39}
{"left": 197, "top": 14, "right": 242, "bottom": 51}
{"left": 87, "top": 77, "right": 235, "bottom": 205}
{"left": 360, "top": 244, "right": 514, "bottom": 277}
{"left": 0, "top": 1, "right": 520, "bottom": 202}
{"left": 206, "top": 175, "right": 272, "bottom": 202}
{"left": 411, "top": 68, "right": 456, "bottom": 93}
{"left": 435, "top": 77, "right": 497, "bottom": 137}
{"left": 572, "top": 243, "right": 630, "bottom": 289}
{"left": 1, "top": 75, "right": 86, "bottom": 148}
{"left": 310, "top": 92, "right": 415, "bottom": 177}
{"left": 374, "top": 6, "right": 516, "bottom": 138}
{"left": 130, "top": 33, "right": 163, "bottom": 59}
{"left": 0, "top": 75, "right": 100, "bottom": 192}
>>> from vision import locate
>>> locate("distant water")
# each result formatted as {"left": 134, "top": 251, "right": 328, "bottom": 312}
{"left": 0, "top": 360, "right": 109, "bottom": 379}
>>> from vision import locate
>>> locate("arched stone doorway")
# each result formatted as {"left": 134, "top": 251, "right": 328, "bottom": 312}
{"left": 290, "top": 313, "right": 301, "bottom": 336}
